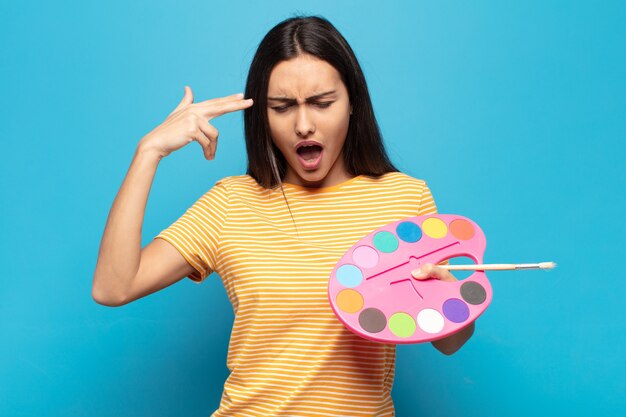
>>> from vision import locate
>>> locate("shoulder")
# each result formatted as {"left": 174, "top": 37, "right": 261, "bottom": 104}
{"left": 210, "top": 174, "right": 268, "bottom": 200}
{"left": 372, "top": 172, "right": 439, "bottom": 214}
{"left": 364, "top": 171, "right": 429, "bottom": 191}
{"left": 350, "top": 172, "right": 433, "bottom": 204}
{"left": 188, "top": 175, "right": 261, "bottom": 213}
{"left": 215, "top": 174, "right": 258, "bottom": 188}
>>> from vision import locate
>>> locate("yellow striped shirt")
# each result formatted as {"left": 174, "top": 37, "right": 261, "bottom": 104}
{"left": 155, "top": 171, "right": 438, "bottom": 417}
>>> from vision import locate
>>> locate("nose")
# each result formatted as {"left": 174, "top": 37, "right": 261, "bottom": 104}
{"left": 295, "top": 105, "right": 315, "bottom": 137}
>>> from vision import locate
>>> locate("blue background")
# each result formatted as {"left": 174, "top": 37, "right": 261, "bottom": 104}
{"left": 1, "top": 1, "right": 624, "bottom": 416}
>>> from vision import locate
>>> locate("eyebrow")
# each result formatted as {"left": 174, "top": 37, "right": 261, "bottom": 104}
{"left": 267, "top": 90, "right": 336, "bottom": 102}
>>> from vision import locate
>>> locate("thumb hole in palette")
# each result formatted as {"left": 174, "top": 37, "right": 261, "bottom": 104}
{"left": 440, "top": 255, "right": 477, "bottom": 281}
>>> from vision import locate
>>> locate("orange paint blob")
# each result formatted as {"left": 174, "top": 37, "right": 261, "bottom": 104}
{"left": 336, "top": 289, "right": 364, "bottom": 313}
{"left": 450, "top": 219, "right": 475, "bottom": 240}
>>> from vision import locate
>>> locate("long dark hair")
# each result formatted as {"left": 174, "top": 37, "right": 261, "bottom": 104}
{"left": 244, "top": 15, "right": 398, "bottom": 189}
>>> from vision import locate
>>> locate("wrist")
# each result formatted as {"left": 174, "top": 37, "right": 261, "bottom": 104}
{"left": 136, "top": 137, "right": 165, "bottom": 162}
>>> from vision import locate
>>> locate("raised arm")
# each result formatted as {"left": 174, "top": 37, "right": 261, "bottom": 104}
{"left": 92, "top": 87, "right": 253, "bottom": 306}
{"left": 91, "top": 145, "right": 194, "bottom": 306}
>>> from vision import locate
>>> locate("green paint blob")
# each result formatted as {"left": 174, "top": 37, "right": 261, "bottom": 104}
{"left": 372, "top": 231, "right": 399, "bottom": 253}
{"left": 389, "top": 312, "right": 416, "bottom": 338}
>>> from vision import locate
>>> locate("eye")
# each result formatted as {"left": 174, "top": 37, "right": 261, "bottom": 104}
{"left": 270, "top": 101, "right": 334, "bottom": 113}
{"left": 271, "top": 105, "right": 291, "bottom": 113}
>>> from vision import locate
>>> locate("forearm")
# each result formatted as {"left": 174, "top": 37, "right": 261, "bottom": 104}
{"left": 92, "top": 142, "right": 161, "bottom": 304}
{"left": 431, "top": 321, "right": 475, "bottom": 355}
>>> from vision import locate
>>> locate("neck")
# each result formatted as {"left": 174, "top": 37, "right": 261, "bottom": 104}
{"left": 284, "top": 169, "right": 353, "bottom": 189}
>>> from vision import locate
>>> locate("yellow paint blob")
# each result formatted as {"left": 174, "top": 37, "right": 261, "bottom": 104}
{"left": 422, "top": 217, "right": 448, "bottom": 238}
{"left": 336, "top": 289, "right": 364, "bottom": 313}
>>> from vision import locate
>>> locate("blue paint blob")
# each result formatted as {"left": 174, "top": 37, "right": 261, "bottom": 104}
{"left": 336, "top": 264, "right": 363, "bottom": 288}
{"left": 396, "top": 221, "right": 422, "bottom": 243}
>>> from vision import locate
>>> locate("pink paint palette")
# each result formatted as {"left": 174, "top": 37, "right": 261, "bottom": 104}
{"left": 328, "top": 214, "right": 492, "bottom": 344}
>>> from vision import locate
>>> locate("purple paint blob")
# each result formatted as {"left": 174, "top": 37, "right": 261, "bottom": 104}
{"left": 442, "top": 298, "right": 470, "bottom": 323}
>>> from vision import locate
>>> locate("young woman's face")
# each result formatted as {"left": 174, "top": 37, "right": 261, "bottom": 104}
{"left": 267, "top": 54, "right": 352, "bottom": 188}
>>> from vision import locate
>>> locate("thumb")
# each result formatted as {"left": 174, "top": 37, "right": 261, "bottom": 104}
{"left": 411, "top": 263, "right": 434, "bottom": 280}
{"left": 171, "top": 85, "right": 194, "bottom": 114}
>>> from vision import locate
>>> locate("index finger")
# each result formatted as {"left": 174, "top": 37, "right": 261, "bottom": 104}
{"left": 204, "top": 98, "right": 254, "bottom": 119}
{"left": 197, "top": 92, "right": 245, "bottom": 106}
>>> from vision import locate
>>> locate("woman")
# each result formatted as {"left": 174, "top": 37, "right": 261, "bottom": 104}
{"left": 93, "top": 15, "right": 474, "bottom": 417}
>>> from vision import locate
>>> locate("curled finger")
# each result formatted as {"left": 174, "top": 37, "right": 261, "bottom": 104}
{"left": 198, "top": 122, "right": 219, "bottom": 159}
{"left": 190, "top": 126, "right": 213, "bottom": 160}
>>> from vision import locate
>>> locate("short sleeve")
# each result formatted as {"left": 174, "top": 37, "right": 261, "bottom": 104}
{"left": 418, "top": 181, "right": 439, "bottom": 215}
{"left": 154, "top": 181, "right": 229, "bottom": 283}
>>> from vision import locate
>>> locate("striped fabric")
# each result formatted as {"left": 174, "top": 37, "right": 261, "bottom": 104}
{"left": 155, "top": 172, "right": 438, "bottom": 417}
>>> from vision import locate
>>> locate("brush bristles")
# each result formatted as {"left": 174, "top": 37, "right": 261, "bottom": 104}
{"left": 539, "top": 262, "right": 557, "bottom": 269}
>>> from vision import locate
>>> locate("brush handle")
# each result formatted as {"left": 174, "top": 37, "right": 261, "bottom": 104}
{"left": 439, "top": 262, "right": 555, "bottom": 271}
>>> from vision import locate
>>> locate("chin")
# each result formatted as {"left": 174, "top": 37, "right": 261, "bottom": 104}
{"left": 295, "top": 169, "right": 329, "bottom": 186}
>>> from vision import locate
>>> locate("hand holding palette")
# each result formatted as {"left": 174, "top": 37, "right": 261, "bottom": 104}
{"left": 328, "top": 214, "right": 492, "bottom": 344}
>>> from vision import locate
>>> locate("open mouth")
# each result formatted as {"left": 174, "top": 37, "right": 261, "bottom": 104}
{"left": 296, "top": 143, "right": 324, "bottom": 169}
{"left": 297, "top": 144, "right": 323, "bottom": 161}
